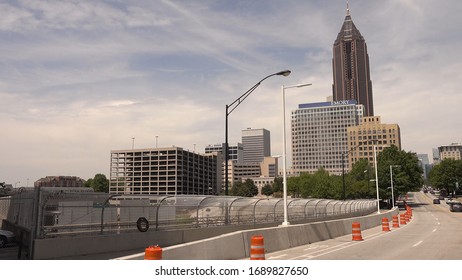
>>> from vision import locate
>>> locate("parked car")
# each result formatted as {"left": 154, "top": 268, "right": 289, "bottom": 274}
{"left": 0, "top": 230, "right": 15, "bottom": 248}
{"left": 433, "top": 199, "right": 440, "bottom": 204}
{"left": 450, "top": 202, "right": 462, "bottom": 212}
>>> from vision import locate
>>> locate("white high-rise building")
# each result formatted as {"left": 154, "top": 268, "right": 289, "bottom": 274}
{"left": 291, "top": 99, "right": 364, "bottom": 175}
{"left": 242, "top": 128, "right": 271, "bottom": 164}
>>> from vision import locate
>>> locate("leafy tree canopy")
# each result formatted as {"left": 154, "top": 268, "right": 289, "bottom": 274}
{"left": 85, "top": 173, "right": 109, "bottom": 193}
{"left": 231, "top": 179, "right": 258, "bottom": 197}
{"left": 429, "top": 159, "right": 462, "bottom": 194}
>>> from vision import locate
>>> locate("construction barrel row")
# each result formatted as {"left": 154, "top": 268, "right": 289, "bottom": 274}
{"left": 143, "top": 206, "right": 414, "bottom": 260}
{"left": 353, "top": 206, "right": 413, "bottom": 242}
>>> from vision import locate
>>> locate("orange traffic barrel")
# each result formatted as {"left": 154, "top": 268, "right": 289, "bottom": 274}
{"left": 405, "top": 212, "right": 410, "bottom": 222}
{"left": 352, "top": 222, "right": 363, "bottom": 241}
{"left": 382, "top": 217, "right": 391, "bottom": 231}
{"left": 392, "top": 215, "right": 400, "bottom": 228}
{"left": 407, "top": 207, "right": 413, "bottom": 218}
{"left": 400, "top": 213, "right": 407, "bottom": 225}
{"left": 144, "top": 245, "right": 162, "bottom": 260}
{"left": 250, "top": 235, "right": 265, "bottom": 260}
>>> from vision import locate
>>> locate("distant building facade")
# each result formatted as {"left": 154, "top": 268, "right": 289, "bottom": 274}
{"left": 347, "top": 116, "right": 401, "bottom": 168}
{"left": 242, "top": 128, "right": 271, "bottom": 164}
{"left": 205, "top": 143, "right": 243, "bottom": 164}
{"left": 438, "top": 143, "right": 462, "bottom": 161}
{"left": 110, "top": 147, "right": 222, "bottom": 195}
{"left": 291, "top": 99, "right": 364, "bottom": 175}
{"left": 432, "top": 148, "right": 441, "bottom": 164}
{"left": 241, "top": 176, "right": 276, "bottom": 197}
{"left": 226, "top": 156, "right": 277, "bottom": 186}
{"left": 417, "top": 154, "right": 430, "bottom": 180}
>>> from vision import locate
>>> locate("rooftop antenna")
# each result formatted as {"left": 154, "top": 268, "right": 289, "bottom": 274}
{"left": 347, "top": 0, "right": 350, "bottom": 16}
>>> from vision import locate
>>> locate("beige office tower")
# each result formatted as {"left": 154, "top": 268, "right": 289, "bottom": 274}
{"left": 347, "top": 116, "right": 401, "bottom": 168}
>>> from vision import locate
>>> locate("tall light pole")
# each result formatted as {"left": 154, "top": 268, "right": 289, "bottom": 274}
{"left": 390, "top": 165, "right": 400, "bottom": 208}
{"left": 281, "top": 83, "right": 311, "bottom": 226}
{"left": 373, "top": 144, "right": 380, "bottom": 213}
{"left": 224, "top": 70, "right": 291, "bottom": 196}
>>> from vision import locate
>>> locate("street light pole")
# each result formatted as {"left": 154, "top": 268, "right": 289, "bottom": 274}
{"left": 374, "top": 144, "right": 380, "bottom": 213}
{"left": 281, "top": 83, "right": 312, "bottom": 226}
{"left": 224, "top": 70, "right": 291, "bottom": 196}
{"left": 390, "top": 165, "right": 400, "bottom": 208}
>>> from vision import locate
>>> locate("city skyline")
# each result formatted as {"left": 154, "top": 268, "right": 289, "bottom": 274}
{"left": 1, "top": 1, "right": 461, "bottom": 184}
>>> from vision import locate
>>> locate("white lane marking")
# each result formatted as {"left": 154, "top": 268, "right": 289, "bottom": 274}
{"left": 413, "top": 241, "right": 423, "bottom": 247}
{"left": 303, "top": 245, "right": 328, "bottom": 250}
{"left": 432, "top": 229, "right": 437, "bottom": 233}
{"left": 292, "top": 231, "right": 390, "bottom": 260}
{"left": 268, "top": 254, "right": 287, "bottom": 259}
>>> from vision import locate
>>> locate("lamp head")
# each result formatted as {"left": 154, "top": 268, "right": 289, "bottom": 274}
{"left": 276, "top": 70, "right": 291, "bottom": 77}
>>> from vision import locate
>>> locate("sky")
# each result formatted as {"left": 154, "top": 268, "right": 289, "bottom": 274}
{"left": 1, "top": 0, "right": 461, "bottom": 186}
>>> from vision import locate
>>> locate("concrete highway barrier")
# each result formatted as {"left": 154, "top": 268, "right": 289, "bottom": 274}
{"left": 118, "top": 208, "right": 399, "bottom": 260}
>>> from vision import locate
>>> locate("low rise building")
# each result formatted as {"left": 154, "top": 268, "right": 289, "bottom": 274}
{"left": 110, "top": 147, "right": 222, "bottom": 195}
{"left": 438, "top": 143, "right": 462, "bottom": 161}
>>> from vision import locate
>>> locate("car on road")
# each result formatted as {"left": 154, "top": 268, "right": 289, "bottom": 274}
{"left": 449, "top": 202, "right": 462, "bottom": 212}
{"left": 0, "top": 230, "right": 15, "bottom": 248}
{"left": 433, "top": 199, "right": 440, "bottom": 204}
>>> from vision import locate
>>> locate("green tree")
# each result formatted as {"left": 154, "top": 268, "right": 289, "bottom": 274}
{"left": 311, "top": 168, "right": 338, "bottom": 199}
{"left": 272, "top": 177, "right": 283, "bottom": 197}
{"left": 376, "top": 145, "right": 423, "bottom": 202}
{"left": 231, "top": 179, "right": 258, "bottom": 197}
{"left": 261, "top": 184, "right": 274, "bottom": 197}
{"left": 349, "top": 159, "right": 375, "bottom": 199}
{"left": 429, "top": 159, "right": 462, "bottom": 195}
{"left": 288, "top": 172, "right": 315, "bottom": 198}
{"left": 86, "top": 174, "right": 109, "bottom": 193}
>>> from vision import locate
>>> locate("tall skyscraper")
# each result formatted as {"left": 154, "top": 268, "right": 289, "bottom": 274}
{"left": 242, "top": 128, "right": 271, "bottom": 164}
{"left": 332, "top": 4, "right": 374, "bottom": 116}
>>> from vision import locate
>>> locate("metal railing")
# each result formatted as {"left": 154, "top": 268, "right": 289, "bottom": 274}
{"left": 0, "top": 188, "right": 377, "bottom": 239}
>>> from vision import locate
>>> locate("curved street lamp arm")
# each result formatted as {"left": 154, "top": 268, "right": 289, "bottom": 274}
{"left": 227, "top": 70, "right": 291, "bottom": 115}
{"left": 227, "top": 82, "right": 261, "bottom": 115}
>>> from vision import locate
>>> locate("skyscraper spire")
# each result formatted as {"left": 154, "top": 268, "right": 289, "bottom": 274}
{"left": 332, "top": 2, "right": 374, "bottom": 116}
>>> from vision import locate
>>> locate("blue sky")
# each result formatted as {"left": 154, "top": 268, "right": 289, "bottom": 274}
{"left": 1, "top": 0, "right": 461, "bottom": 185}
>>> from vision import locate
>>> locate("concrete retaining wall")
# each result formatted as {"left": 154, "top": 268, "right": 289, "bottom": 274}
{"left": 32, "top": 222, "right": 279, "bottom": 259}
{"left": 119, "top": 208, "right": 398, "bottom": 260}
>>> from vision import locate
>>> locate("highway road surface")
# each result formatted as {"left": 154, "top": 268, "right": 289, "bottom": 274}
{"left": 265, "top": 192, "right": 462, "bottom": 260}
